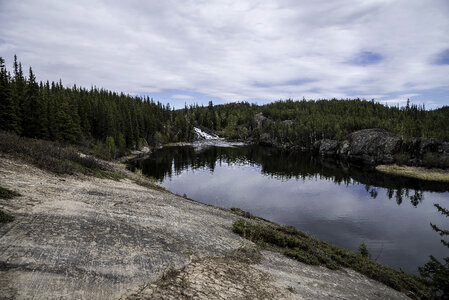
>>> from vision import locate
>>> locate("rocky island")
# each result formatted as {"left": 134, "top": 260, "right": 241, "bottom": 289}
{"left": 313, "top": 128, "right": 449, "bottom": 167}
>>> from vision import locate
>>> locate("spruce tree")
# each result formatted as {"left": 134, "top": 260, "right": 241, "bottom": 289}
{"left": 55, "top": 99, "right": 82, "bottom": 144}
{"left": 11, "top": 55, "right": 25, "bottom": 134}
{"left": 419, "top": 204, "right": 449, "bottom": 297}
{"left": 0, "top": 57, "right": 20, "bottom": 133}
{"left": 22, "top": 67, "right": 45, "bottom": 138}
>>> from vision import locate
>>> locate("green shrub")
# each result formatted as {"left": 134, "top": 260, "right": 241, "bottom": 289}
{"left": 230, "top": 207, "right": 253, "bottom": 218}
{"left": 232, "top": 219, "right": 246, "bottom": 235}
{"left": 284, "top": 248, "right": 320, "bottom": 265}
{"left": 419, "top": 203, "right": 449, "bottom": 297}
{"left": 0, "top": 210, "right": 15, "bottom": 223}
{"left": 0, "top": 186, "right": 20, "bottom": 199}
{"left": 232, "top": 219, "right": 431, "bottom": 299}
{"left": 358, "top": 242, "right": 370, "bottom": 258}
{"left": 105, "top": 136, "right": 116, "bottom": 159}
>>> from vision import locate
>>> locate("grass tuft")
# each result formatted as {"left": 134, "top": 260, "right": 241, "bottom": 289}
{"left": 132, "top": 177, "right": 167, "bottom": 192}
{"left": 230, "top": 207, "right": 254, "bottom": 218}
{"left": 160, "top": 266, "right": 181, "bottom": 282}
{"left": 231, "top": 245, "right": 263, "bottom": 264}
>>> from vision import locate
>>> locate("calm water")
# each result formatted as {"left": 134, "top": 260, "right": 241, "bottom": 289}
{"left": 128, "top": 144, "right": 449, "bottom": 274}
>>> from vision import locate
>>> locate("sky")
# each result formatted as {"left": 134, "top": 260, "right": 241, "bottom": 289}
{"left": 1, "top": 0, "right": 449, "bottom": 108}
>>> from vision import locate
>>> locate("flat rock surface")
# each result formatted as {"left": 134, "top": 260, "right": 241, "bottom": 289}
{"left": 256, "top": 251, "right": 410, "bottom": 300}
{"left": 0, "top": 156, "right": 409, "bottom": 299}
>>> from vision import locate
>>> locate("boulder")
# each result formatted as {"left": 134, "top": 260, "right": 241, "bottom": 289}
{"left": 314, "top": 139, "right": 339, "bottom": 157}
{"left": 252, "top": 113, "right": 269, "bottom": 128}
{"left": 338, "top": 129, "right": 401, "bottom": 164}
{"left": 282, "top": 120, "right": 294, "bottom": 126}
{"left": 259, "top": 133, "right": 274, "bottom": 146}
{"left": 314, "top": 128, "right": 449, "bottom": 167}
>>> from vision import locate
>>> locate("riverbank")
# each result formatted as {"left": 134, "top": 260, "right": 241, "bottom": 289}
{"left": 247, "top": 127, "right": 449, "bottom": 169}
{"left": 0, "top": 152, "right": 430, "bottom": 299}
{"left": 376, "top": 164, "right": 449, "bottom": 182}
{"left": 0, "top": 133, "right": 433, "bottom": 299}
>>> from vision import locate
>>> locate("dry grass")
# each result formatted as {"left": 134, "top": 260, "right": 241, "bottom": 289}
{"left": 376, "top": 164, "right": 449, "bottom": 182}
{"left": 0, "top": 132, "right": 115, "bottom": 177}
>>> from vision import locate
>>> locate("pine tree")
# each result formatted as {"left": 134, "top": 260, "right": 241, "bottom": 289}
{"left": 55, "top": 99, "right": 82, "bottom": 144}
{"left": 0, "top": 57, "right": 20, "bottom": 133}
{"left": 22, "top": 67, "right": 47, "bottom": 138}
{"left": 11, "top": 55, "right": 25, "bottom": 134}
{"left": 419, "top": 203, "right": 449, "bottom": 297}
{"left": 105, "top": 136, "right": 116, "bottom": 159}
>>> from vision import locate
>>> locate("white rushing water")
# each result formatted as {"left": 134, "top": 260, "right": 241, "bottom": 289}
{"left": 192, "top": 127, "right": 245, "bottom": 149}
{"left": 194, "top": 127, "right": 221, "bottom": 140}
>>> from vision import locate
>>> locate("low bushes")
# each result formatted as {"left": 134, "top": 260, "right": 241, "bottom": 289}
{"left": 0, "top": 210, "right": 15, "bottom": 223}
{"left": 232, "top": 219, "right": 431, "bottom": 299}
{"left": 0, "top": 186, "right": 20, "bottom": 199}
{"left": 0, "top": 131, "right": 113, "bottom": 176}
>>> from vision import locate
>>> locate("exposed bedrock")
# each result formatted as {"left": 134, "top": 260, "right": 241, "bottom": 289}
{"left": 313, "top": 128, "right": 449, "bottom": 167}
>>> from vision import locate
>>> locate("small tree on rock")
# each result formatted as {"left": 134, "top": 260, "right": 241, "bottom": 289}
{"left": 419, "top": 203, "right": 449, "bottom": 298}
{"left": 105, "top": 136, "right": 116, "bottom": 159}
{"left": 358, "top": 241, "right": 370, "bottom": 258}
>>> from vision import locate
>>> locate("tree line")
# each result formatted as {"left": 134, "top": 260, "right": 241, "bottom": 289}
{"left": 192, "top": 99, "right": 449, "bottom": 147}
{"left": 1, "top": 56, "right": 449, "bottom": 156}
{"left": 0, "top": 56, "right": 195, "bottom": 157}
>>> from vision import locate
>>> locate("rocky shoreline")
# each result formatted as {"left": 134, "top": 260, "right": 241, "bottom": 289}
{"left": 247, "top": 112, "right": 449, "bottom": 168}
{"left": 249, "top": 126, "right": 449, "bottom": 169}
{"left": 0, "top": 155, "right": 413, "bottom": 299}
{"left": 313, "top": 128, "right": 449, "bottom": 168}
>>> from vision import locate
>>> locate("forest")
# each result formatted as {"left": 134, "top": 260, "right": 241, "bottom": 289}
{"left": 0, "top": 56, "right": 195, "bottom": 158}
{"left": 191, "top": 99, "right": 449, "bottom": 147}
{"left": 1, "top": 56, "right": 449, "bottom": 157}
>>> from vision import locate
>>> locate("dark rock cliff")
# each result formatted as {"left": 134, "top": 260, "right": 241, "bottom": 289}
{"left": 313, "top": 128, "right": 449, "bottom": 167}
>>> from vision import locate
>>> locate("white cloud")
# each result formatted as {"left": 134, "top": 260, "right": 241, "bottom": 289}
{"left": 171, "top": 94, "right": 194, "bottom": 100}
{"left": 0, "top": 0, "right": 448, "bottom": 104}
{"left": 380, "top": 99, "right": 409, "bottom": 106}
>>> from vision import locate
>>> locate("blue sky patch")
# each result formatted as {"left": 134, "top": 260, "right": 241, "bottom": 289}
{"left": 348, "top": 51, "right": 383, "bottom": 66}
{"left": 378, "top": 86, "right": 449, "bottom": 109}
{"left": 254, "top": 78, "right": 314, "bottom": 88}
{"left": 433, "top": 49, "right": 449, "bottom": 65}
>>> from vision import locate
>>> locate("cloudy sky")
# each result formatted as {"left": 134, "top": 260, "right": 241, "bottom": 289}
{"left": 1, "top": 0, "right": 448, "bottom": 108}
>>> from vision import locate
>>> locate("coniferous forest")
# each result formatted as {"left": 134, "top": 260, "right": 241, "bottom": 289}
{"left": 1, "top": 56, "right": 449, "bottom": 156}
{"left": 191, "top": 99, "right": 449, "bottom": 146}
{"left": 0, "top": 56, "right": 195, "bottom": 155}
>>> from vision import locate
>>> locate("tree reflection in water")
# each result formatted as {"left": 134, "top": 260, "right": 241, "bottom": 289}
{"left": 128, "top": 145, "right": 447, "bottom": 207}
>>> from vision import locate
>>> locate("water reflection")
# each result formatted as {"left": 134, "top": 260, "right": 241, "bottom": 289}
{"left": 128, "top": 145, "right": 448, "bottom": 207}
{"left": 127, "top": 145, "right": 449, "bottom": 274}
